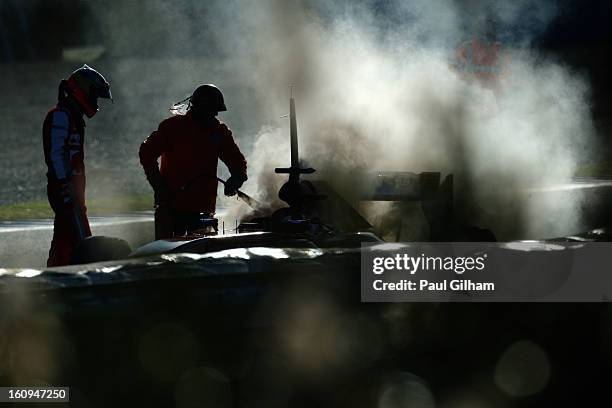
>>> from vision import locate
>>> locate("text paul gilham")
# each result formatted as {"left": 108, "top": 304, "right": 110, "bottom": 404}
{"left": 373, "top": 279, "right": 495, "bottom": 292}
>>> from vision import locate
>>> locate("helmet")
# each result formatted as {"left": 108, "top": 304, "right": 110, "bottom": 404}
{"left": 190, "top": 84, "right": 227, "bottom": 113}
{"left": 66, "top": 64, "right": 112, "bottom": 118}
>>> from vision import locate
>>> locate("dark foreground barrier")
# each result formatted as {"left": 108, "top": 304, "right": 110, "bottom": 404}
{"left": 1, "top": 249, "right": 612, "bottom": 407}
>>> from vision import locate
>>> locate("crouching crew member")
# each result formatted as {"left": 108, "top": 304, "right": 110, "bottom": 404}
{"left": 139, "top": 84, "right": 248, "bottom": 239}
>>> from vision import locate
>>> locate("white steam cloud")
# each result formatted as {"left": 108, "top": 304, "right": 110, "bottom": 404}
{"left": 87, "top": 0, "right": 596, "bottom": 240}
{"left": 210, "top": 0, "right": 596, "bottom": 240}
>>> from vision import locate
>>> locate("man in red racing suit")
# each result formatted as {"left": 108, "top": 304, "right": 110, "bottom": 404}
{"left": 139, "top": 84, "right": 247, "bottom": 239}
{"left": 43, "top": 65, "right": 112, "bottom": 266}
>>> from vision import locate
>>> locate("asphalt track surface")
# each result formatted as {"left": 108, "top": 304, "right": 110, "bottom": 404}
{"left": 2, "top": 178, "right": 610, "bottom": 232}
{"left": 0, "top": 212, "right": 155, "bottom": 269}
{"left": 0, "top": 212, "right": 154, "bottom": 234}
{"left": 0, "top": 207, "right": 241, "bottom": 268}
{"left": 2, "top": 179, "right": 612, "bottom": 270}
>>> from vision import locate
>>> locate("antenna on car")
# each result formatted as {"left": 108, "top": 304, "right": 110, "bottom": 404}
{"left": 275, "top": 86, "right": 315, "bottom": 184}
{"left": 274, "top": 85, "right": 325, "bottom": 214}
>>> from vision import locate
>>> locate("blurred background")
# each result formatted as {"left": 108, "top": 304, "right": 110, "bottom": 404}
{"left": 0, "top": 0, "right": 611, "bottom": 242}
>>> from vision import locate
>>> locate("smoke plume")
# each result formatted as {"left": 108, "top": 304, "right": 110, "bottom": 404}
{"left": 5, "top": 0, "right": 594, "bottom": 241}
{"left": 203, "top": 0, "right": 595, "bottom": 239}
